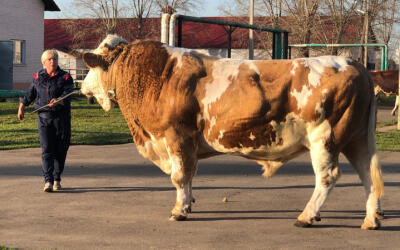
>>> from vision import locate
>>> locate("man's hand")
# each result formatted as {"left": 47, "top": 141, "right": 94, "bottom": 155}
{"left": 48, "top": 98, "right": 63, "bottom": 107}
{"left": 18, "top": 103, "right": 25, "bottom": 120}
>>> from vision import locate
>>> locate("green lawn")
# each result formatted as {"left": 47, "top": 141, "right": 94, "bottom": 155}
{"left": 0, "top": 97, "right": 399, "bottom": 151}
{"left": 0, "top": 97, "right": 132, "bottom": 150}
{"left": 0, "top": 246, "right": 15, "bottom": 250}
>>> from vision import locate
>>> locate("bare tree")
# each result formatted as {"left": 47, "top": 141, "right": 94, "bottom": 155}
{"left": 62, "top": 0, "right": 124, "bottom": 49}
{"left": 318, "top": 0, "right": 360, "bottom": 55}
{"left": 129, "top": 0, "right": 155, "bottom": 38}
{"left": 75, "top": 0, "right": 120, "bottom": 33}
{"left": 370, "top": 0, "right": 400, "bottom": 45}
{"left": 154, "top": 0, "right": 201, "bottom": 14}
{"left": 283, "top": 0, "right": 320, "bottom": 57}
{"left": 260, "top": 0, "right": 283, "bottom": 27}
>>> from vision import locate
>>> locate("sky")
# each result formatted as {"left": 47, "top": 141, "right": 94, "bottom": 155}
{"left": 45, "top": 0, "right": 226, "bottom": 19}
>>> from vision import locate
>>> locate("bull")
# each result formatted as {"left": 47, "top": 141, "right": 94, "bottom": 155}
{"left": 81, "top": 34, "right": 384, "bottom": 229}
{"left": 370, "top": 69, "right": 399, "bottom": 116}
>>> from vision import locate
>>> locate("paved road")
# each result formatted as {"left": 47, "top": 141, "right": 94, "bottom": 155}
{"left": 0, "top": 108, "right": 399, "bottom": 249}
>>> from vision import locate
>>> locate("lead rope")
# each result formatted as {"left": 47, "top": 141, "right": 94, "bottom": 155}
{"left": 29, "top": 90, "right": 81, "bottom": 114}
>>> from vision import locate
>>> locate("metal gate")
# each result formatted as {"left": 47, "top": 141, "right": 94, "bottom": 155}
{"left": 0, "top": 41, "right": 13, "bottom": 90}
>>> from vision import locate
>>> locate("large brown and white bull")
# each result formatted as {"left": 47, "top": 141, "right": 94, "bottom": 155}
{"left": 370, "top": 70, "right": 399, "bottom": 116}
{"left": 81, "top": 34, "right": 384, "bottom": 229}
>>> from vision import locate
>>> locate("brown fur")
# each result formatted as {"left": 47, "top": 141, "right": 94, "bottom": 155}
{"left": 370, "top": 70, "right": 399, "bottom": 96}
{"left": 83, "top": 38, "right": 383, "bottom": 228}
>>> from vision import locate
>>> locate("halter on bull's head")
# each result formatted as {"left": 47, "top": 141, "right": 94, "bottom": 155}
{"left": 81, "top": 34, "right": 128, "bottom": 111}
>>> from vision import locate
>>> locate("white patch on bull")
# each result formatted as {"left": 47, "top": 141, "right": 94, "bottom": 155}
{"left": 196, "top": 113, "right": 203, "bottom": 125}
{"left": 249, "top": 132, "right": 256, "bottom": 141}
{"left": 302, "top": 56, "right": 350, "bottom": 87}
{"left": 201, "top": 59, "right": 241, "bottom": 135}
{"left": 205, "top": 113, "right": 307, "bottom": 161}
{"left": 93, "top": 34, "right": 127, "bottom": 55}
{"left": 81, "top": 67, "right": 114, "bottom": 111}
{"left": 290, "top": 85, "right": 313, "bottom": 110}
{"left": 315, "top": 89, "right": 328, "bottom": 120}
{"left": 169, "top": 97, "right": 175, "bottom": 106}
{"left": 82, "top": 34, "right": 127, "bottom": 111}
{"left": 163, "top": 45, "right": 192, "bottom": 68}
{"left": 245, "top": 61, "right": 260, "bottom": 75}
{"left": 136, "top": 134, "right": 172, "bottom": 174}
{"left": 303, "top": 119, "right": 333, "bottom": 218}
{"left": 290, "top": 60, "right": 299, "bottom": 75}
{"left": 208, "top": 116, "right": 217, "bottom": 136}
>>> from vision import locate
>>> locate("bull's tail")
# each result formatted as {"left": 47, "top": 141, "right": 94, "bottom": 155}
{"left": 368, "top": 99, "right": 384, "bottom": 198}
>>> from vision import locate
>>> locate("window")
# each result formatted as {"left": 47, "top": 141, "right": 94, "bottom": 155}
{"left": 12, "top": 40, "right": 25, "bottom": 64}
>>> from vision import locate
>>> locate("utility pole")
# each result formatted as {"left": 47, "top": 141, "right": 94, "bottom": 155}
{"left": 249, "top": 0, "right": 254, "bottom": 59}
{"left": 363, "top": 0, "right": 369, "bottom": 68}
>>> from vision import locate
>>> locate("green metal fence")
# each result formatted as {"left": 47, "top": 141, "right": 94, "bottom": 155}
{"left": 172, "top": 15, "right": 289, "bottom": 59}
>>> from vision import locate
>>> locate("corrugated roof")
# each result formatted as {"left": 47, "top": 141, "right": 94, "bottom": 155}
{"left": 42, "top": 0, "right": 60, "bottom": 11}
{"left": 44, "top": 17, "right": 360, "bottom": 52}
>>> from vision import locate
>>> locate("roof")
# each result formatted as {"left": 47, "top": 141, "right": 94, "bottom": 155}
{"left": 44, "top": 16, "right": 360, "bottom": 53}
{"left": 42, "top": 0, "right": 60, "bottom": 11}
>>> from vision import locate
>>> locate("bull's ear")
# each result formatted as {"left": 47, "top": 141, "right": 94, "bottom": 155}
{"left": 82, "top": 53, "right": 109, "bottom": 70}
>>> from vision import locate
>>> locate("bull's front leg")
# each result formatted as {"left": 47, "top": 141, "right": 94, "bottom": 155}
{"left": 164, "top": 130, "right": 198, "bottom": 221}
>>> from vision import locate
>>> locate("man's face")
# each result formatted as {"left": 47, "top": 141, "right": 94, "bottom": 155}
{"left": 44, "top": 56, "right": 58, "bottom": 74}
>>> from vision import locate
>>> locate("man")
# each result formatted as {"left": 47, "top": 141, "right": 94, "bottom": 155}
{"left": 18, "top": 49, "right": 74, "bottom": 192}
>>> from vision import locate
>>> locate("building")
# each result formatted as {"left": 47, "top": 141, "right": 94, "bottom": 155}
{"left": 0, "top": 0, "right": 60, "bottom": 90}
{"left": 44, "top": 16, "right": 365, "bottom": 81}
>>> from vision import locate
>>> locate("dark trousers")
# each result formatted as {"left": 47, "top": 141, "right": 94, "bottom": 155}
{"left": 38, "top": 113, "right": 71, "bottom": 184}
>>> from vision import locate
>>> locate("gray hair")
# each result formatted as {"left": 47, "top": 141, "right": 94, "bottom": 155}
{"left": 41, "top": 49, "right": 58, "bottom": 64}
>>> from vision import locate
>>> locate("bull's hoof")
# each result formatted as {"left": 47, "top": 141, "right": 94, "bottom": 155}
{"left": 361, "top": 218, "right": 381, "bottom": 230}
{"left": 169, "top": 214, "right": 187, "bottom": 221}
{"left": 313, "top": 215, "right": 321, "bottom": 222}
{"left": 376, "top": 212, "right": 385, "bottom": 220}
{"left": 294, "top": 220, "right": 312, "bottom": 228}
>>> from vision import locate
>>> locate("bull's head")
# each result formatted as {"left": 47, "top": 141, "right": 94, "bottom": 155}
{"left": 81, "top": 34, "right": 127, "bottom": 111}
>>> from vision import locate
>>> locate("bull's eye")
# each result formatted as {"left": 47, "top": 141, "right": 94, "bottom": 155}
{"left": 108, "top": 89, "right": 116, "bottom": 98}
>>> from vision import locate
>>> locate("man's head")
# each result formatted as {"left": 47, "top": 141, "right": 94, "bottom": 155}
{"left": 41, "top": 49, "right": 59, "bottom": 74}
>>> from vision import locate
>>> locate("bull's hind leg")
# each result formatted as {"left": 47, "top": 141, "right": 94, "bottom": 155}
{"left": 342, "top": 137, "right": 384, "bottom": 230}
{"left": 165, "top": 129, "right": 198, "bottom": 221}
{"left": 296, "top": 121, "right": 341, "bottom": 227}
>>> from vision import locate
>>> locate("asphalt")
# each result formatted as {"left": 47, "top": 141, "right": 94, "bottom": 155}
{"left": 0, "top": 108, "right": 399, "bottom": 249}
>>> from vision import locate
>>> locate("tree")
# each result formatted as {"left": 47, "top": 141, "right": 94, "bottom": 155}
{"left": 62, "top": 0, "right": 123, "bottom": 49}
{"left": 154, "top": 0, "right": 201, "bottom": 14}
{"left": 128, "top": 0, "right": 155, "bottom": 38}
{"left": 318, "top": 0, "right": 360, "bottom": 55}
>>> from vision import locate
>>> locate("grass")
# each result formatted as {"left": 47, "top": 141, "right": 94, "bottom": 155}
{"left": 376, "top": 93, "right": 397, "bottom": 106}
{"left": 0, "top": 97, "right": 131, "bottom": 150}
{"left": 0, "top": 246, "right": 16, "bottom": 250}
{"left": 376, "top": 130, "right": 400, "bottom": 151}
{"left": 0, "top": 97, "right": 399, "bottom": 151}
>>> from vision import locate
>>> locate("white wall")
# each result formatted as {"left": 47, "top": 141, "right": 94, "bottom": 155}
{"left": 195, "top": 48, "right": 271, "bottom": 60}
{"left": 0, "top": 0, "right": 44, "bottom": 89}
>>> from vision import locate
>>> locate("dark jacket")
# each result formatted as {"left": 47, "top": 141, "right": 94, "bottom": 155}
{"left": 22, "top": 67, "right": 74, "bottom": 115}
